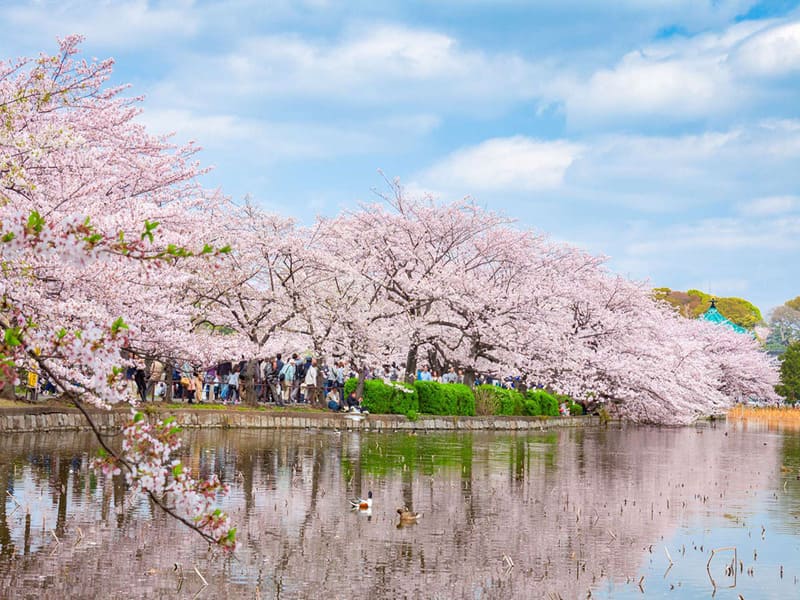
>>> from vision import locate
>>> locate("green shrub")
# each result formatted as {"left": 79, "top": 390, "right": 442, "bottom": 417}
{"left": 522, "top": 397, "right": 540, "bottom": 416}
{"left": 413, "top": 381, "right": 475, "bottom": 415}
{"left": 526, "top": 389, "right": 559, "bottom": 416}
{"left": 414, "top": 381, "right": 450, "bottom": 414}
{"left": 443, "top": 383, "right": 475, "bottom": 416}
{"left": 474, "top": 385, "right": 524, "bottom": 415}
{"left": 474, "top": 386, "right": 500, "bottom": 415}
{"left": 343, "top": 378, "right": 418, "bottom": 414}
{"left": 568, "top": 402, "right": 584, "bottom": 416}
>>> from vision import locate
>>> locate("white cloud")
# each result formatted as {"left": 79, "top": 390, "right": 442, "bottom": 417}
{"left": 146, "top": 23, "right": 544, "bottom": 114}
{"left": 0, "top": 0, "right": 200, "bottom": 49}
{"left": 736, "top": 195, "right": 800, "bottom": 217}
{"left": 419, "top": 136, "right": 583, "bottom": 192}
{"left": 551, "top": 18, "right": 800, "bottom": 127}
{"left": 138, "top": 108, "right": 438, "bottom": 161}
{"left": 628, "top": 216, "right": 800, "bottom": 253}
{"left": 565, "top": 54, "right": 732, "bottom": 125}
{"left": 412, "top": 120, "right": 800, "bottom": 214}
{"left": 732, "top": 21, "right": 800, "bottom": 77}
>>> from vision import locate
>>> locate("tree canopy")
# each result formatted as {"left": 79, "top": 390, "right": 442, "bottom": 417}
{"left": 653, "top": 288, "right": 763, "bottom": 329}
{"left": 776, "top": 342, "right": 800, "bottom": 404}
{"left": 767, "top": 298, "right": 800, "bottom": 355}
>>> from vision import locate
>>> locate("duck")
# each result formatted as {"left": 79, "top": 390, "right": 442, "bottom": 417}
{"left": 349, "top": 491, "right": 373, "bottom": 510}
{"left": 396, "top": 506, "right": 422, "bottom": 523}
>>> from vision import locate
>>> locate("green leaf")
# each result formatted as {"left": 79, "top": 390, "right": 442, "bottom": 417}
{"left": 133, "top": 412, "right": 144, "bottom": 423}
{"left": 110, "top": 317, "right": 128, "bottom": 335}
{"left": 141, "top": 220, "right": 159, "bottom": 243}
{"left": 165, "top": 244, "right": 191, "bottom": 258}
{"left": 217, "top": 245, "right": 231, "bottom": 254}
{"left": 200, "top": 243, "right": 213, "bottom": 255}
{"left": 172, "top": 463, "right": 183, "bottom": 477}
{"left": 26, "top": 210, "right": 44, "bottom": 234}
{"left": 3, "top": 327, "right": 22, "bottom": 347}
{"left": 163, "top": 416, "right": 176, "bottom": 426}
{"left": 97, "top": 448, "right": 107, "bottom": 458}
{"left": 1, "top": 232, "right": 15, "bottom": 243}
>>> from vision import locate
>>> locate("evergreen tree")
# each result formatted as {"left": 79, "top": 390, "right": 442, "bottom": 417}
{"left": 776, "top": 342, "right": 800, "bottom": 404}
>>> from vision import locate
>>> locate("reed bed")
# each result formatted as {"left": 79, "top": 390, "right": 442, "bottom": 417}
{"left": 727, "top": 405, "right": 800, "bottom": 430}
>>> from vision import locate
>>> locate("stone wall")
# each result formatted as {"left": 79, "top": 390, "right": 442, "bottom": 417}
{"left": 0, "top": 407, "right": 598, "bottom": 433}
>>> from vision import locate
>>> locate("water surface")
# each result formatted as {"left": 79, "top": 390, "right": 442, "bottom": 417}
{"left": 0, "top": 423, "right": 798, "bottom": 598}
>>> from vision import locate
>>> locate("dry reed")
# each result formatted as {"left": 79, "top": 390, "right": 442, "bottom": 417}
{"left": 727, "top": 405, "right": 800, "bottom": 430}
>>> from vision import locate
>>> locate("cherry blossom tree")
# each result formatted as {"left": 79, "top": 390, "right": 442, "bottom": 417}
{"left": 0, "top": 37, "right": 235, "bottom": 547}
{"left": 322, "top": 183, "right": 779, "bottom": 424}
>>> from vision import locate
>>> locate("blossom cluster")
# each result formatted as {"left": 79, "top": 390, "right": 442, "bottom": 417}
{"left": 1, "top": 37, "right": 238, "bottom": 548}
{"left": 93, "top": 412, "right": 236, "bottom": 549}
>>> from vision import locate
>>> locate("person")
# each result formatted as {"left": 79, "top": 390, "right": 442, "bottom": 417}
{"left": 134, "top": 367, "right": 147, "bottom": 403}
{"left": 148, "top": 360, "right": 164, "bottom": 401}
{"left": 227, "top": 366, "right": 240, "bottom": 404}
{"left": 559, "top": 402, "right": 570, "bottom": 416}
{"left": 419, "top": 367, "right": 432, "bottom": 382}
{"left": 442, "top": 367, "right": 457, "bottom": 384}
{"left": 259, "top": 358, "right": 270, "bottom": 401}
{"left": 326, "top": 388, "right": 342, "bottom": 411}
{"left": 203, "top": 367, "right": 217, "bottom": 403}
{"left": 389, "top": 362, "right": 399, "bottom": 382}
{"left": 335, "top": 361, "right": 345, "bottom": 404}
{"left": 291, "top": 354, "right": 304, "bottom": 403}
{"left": 279, "top": 358, "right": 295, "bottom": 403}
{"left": 193, "top": 370, "right": 204, "bottom": 403}
{"left": 457, "top": 369, "right": 465, "bottom": 385}
{"left": 346, "top": 391, "right": 362, "bottom": 412}
{"left": 323, "top": 361, "right": 335, "bottom": 399}
{"left": 304, "top": 357, "right": 319, "bottom": 405}
{"left": 184, "top": 371, "right": 196, "bottom": 404}
{"left": 265, "top": 358, "right": 282, "bottom": 405}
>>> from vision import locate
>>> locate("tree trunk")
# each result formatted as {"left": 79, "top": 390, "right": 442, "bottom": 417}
{"left": 355, "top": 363, "right": 366, "bottom": 399}
{"left": 404, "top": 344, "right": 418, "bottom": 383}
{"left": 0, "top": 382, "right": 15, "bottom": 401}
{"left": 165, "top": 362, "right": 174, "bottom": 403}
{"left": 244, "top": 360, "right": 257, "bottom": 406}
{"left": 463, "top": 367, "right": 476, "bottom": 388}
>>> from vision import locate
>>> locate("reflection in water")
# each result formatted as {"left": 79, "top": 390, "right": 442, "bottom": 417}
{"left": 0, "top": 425, "right": 798, "bottom": 598}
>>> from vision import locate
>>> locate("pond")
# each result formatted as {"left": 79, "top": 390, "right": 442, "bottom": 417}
{"left": 0, "top": 423, "right": 798, "bottom": 599}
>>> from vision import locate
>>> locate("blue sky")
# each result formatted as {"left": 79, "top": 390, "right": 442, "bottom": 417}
{"left": 2, "top": 0, "right": 799, "bottom": 313}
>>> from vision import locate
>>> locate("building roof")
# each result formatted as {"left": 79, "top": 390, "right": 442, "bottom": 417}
{"left": 700, "top": 300, "right": 748, "bottom": 334}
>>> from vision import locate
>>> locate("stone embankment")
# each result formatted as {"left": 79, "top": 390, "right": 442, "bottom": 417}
{"left": 0, "top": 405, "right": 598, "bottom": 433}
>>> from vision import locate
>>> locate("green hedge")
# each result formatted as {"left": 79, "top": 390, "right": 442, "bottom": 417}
{"left": 569, "top": 402, "right": 584, "bottom": 416}
{"left": 474, "top": 385, "right": 525, "bottom": 415}
{"left": 527, "top": 389, "right": 559, "bottom": 416}
{"left": 553, "top": 392, "right": 585, "bottom": 416}
{"left": 413, "top": 381, "right": 475, "bottom": 416}
{"left": 344, "top": 378, "right": 418, "bottom": 415}
{"left": 343, "top": 378, "right": 580, "bottom": 418}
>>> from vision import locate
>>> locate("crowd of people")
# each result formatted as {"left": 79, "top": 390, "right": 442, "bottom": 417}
{"left": 29, "top": 351, "right": 575, "bottom": 416}
{"left": 126, "top": 354, "right": 357, "bottom": 408}
{"left": 114, "top": 354, "right": 556, "bottom": 412}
